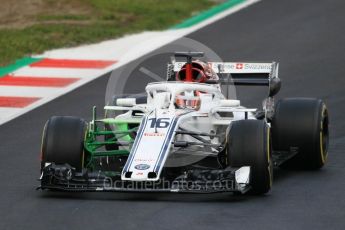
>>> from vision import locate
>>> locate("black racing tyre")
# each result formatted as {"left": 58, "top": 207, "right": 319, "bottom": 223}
{"left": 41, "top": 116, "right": 86, "bottom": 172}
{"left": 272, "top": 98, "right": 329, "bottom": 169}
{"left": 227, "top": 120, "right": 273, "bottom": 195}
{"left": 104, "top": 94, "right": 146, "bottom": 151}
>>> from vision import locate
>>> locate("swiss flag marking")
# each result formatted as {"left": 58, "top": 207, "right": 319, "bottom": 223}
{"left": 236, "top": 63, "right": 244, "bottom": 69}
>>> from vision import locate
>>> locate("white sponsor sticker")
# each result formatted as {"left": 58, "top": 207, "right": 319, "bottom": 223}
{"left": 173, "top": 62, "right": 272, "bottom": 74}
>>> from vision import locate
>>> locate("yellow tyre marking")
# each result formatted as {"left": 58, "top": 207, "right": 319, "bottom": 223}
{"left": 40, "top": 121, "right": 48, "bottom": 161}
{"left": 320, "top": 131, "right": 325, "bottom": 163}
{"left": 320, "top": 105, "right": 328, "bottom": 164}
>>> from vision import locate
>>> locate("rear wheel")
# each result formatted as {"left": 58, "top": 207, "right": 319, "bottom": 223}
{"left": 272, "top": 98, "right": 329, "bottom": 169}
{"left": 227, "top": 120, "right": 273, "bottom": 194}
{"left": 41, "top": 116, "right": 86, "bottom": 172}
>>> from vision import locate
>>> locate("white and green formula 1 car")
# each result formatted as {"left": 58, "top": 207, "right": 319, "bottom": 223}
{"left": 39, "top": 52, "right": 329, "bottom": 195}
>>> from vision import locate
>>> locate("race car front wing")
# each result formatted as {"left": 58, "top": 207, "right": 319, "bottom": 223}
{"left": 38, "top": 163, "right": 251, "bottom": 194}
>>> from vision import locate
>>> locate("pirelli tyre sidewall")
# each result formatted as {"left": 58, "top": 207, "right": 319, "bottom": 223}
{"left": 41, "top": 116, "right": 86, "bottom": 172}
{"left": 272, "top": 98, "right": 329, "bottom": 169}
{"left": 227, "top": 120, "right": 273, "bottom": 195}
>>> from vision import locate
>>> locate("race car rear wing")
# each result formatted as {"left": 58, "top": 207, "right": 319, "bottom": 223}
{"left": 172, "top": 60, "right": 281, "bottom": 97}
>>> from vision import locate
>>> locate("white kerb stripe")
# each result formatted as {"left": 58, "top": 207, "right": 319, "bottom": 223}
{"left": 12, "top": 66, "right": 104, "bottom": 78}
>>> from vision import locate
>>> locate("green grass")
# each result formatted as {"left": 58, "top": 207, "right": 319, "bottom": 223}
{"left": 0, "top": 0, "right": 216, "bottom": 66}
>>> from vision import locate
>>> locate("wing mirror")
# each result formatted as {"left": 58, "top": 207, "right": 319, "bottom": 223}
{"left": 116, "top": 98, "right": 136, "bottom": 107}
{"left": 268, "top": 77, "right": 281, "bottom": 97}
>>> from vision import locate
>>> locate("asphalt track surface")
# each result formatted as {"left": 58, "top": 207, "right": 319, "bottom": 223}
{"left": 1, "top": 0, "right": 345, "bottom": 229}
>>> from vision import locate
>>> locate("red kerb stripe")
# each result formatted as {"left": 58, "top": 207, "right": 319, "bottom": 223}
{"left": 0, "top": 96, "right": 40, "bottom": 108}
{"left": 0, "top": 76, "right": 79, "bottom": 87}
{"left": 30, "top": 58, "right": 116, "bottom": 69}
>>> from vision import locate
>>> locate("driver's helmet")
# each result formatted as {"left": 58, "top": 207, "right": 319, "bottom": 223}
{"left": 176, "top": 60, "right": 219, "bottom": 83}
{"left": 175, "top": 91, "right": 201, "bottom": 110}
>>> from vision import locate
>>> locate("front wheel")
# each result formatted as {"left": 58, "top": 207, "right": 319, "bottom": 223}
{"left": 41, "top": 116, "right": 86, "bottom": 172}
{"left": 227, "top": 120, "right": 273, "bottom": 195}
